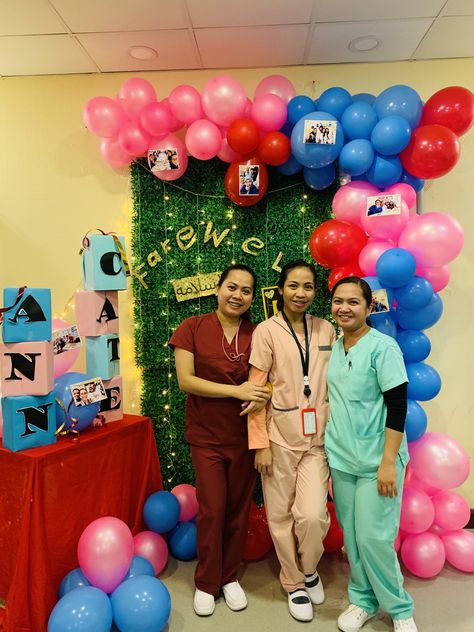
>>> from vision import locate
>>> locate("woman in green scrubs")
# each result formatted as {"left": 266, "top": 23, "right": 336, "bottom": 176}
{"left": 325, "top": 277, "right": 417, "bottom": 632}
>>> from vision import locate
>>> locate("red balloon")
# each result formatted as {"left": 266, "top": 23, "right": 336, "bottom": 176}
{"left": 323, "top": 501, "right": 344, "bottom": 553}
{"left": 242, "top": 514, "right": 273, "bottom": 562}
{"left": 258, "top": 131, "right": 291, "bottom": 166}
{"left": 227, "top": 118, "right": 260, "bottom": 154}
{"left": 224, "top": 156, "right": 268, "bottom": 207}
{"left": 420, "top": 86, "right": 474, "bottom": 137}
{"left": 309, "top": 220, "right": 368, "bottom": 269}
{"left": 400, "top": 124, "right": 460, "bottom": 180}
{"left": 328, "top": 263, "right": 363, "bottom": 291}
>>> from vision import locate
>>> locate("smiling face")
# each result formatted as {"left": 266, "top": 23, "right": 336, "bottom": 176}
{"left": 331, "top": 282, "right": 371, "bottom": 333}
{"left": 216, "top": 269, "right": 255, "bottom": 320}
{"left": 279, "top": 266, "right": 316, "bottom": 318}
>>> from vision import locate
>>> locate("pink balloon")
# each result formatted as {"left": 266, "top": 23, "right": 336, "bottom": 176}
{"left": 394, "top": 532, "right": 402, "bottom": 553}
{"left": 202, "top": 75, "right": 247, "bottom": 127}
{"left": 139, "top": 102, "right": 172, "bottom": 137}
{"left": 171, "top": 484, "right": 199, "bottom": 522}
{"left": 148, "top": 133, "right": 188, "bottom": 181}
{"left": 358, "top": 241, "right": 393, "bottom": 276}
{"left": 217, "top": 130, "right": 243, "bottom": 163}
{"left": 398, "top": 212, "right": 464, "bottom": 267}
{"left": 332, "top": 181, "right": 380, "bottom": 228}
{"left": 416, "top": 265, "right": 450, "bottom": 292}
{"left": 243, "top": 98, "right": 253, "bottom": 118}
{"left": 118, "top": 121, "right": 151, "bottom": 156}
{"left": 83, "top": 96, "right": 126, "bottom": 138}
{"left": 384, "top": 183, "right": 417, "bottom": 211}
{"left": 410, "top": 432, "right": 471, "bottom": 490}
{"left": 100, "top": 137, "right": 134, "bottom": 169}
{"left": 429, "top": 523, "right": 445, "bottom": 537}
{"left": 133, "top": 531, "right": 168, "bottom": 575}
{"left": 432, "top": 490, "right": 471, "bottom": 531}
{"left": 400, "top": 486, "right": 435, "bottom": 534}
{"left": 168, "top": 84, "right": 203, "bottom": 125}
{"left": 254, "top": 74, "right": 296, "bottom": 103}
{"left": 117, "top": 77, "right": 157, "bottom": 121}
{"left": 441, "top": 530, "right": 474, "bottom": 573}
{"left": 52, "top": 318, "right": 81, "bottom": 378}
{"left": 251, "top": 94, "right": 287, "bottom": 132}
{"left": 409, "top": 473, "right": 440, "bottom": 497}
{"left": 78, "top": 517, "right": 134, "bottom": 593}
{"left": 185, "top": 119, "right": 222, "bottom": 160}
{"left": 361, "top": 199, "right": 410, "bottom": 241}
{"left": 161, "top": 97, "right": 184, "bottom": 132}
{"left": 401, "top": 532, "right": 446, "bottom": 578}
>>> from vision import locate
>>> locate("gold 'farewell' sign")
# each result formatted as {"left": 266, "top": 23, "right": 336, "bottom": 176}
{"left": 261, "top": 285, "right": 280, "bottom": 319}
{"left": 172, "top": 271, "right": 221, "bottom": 302}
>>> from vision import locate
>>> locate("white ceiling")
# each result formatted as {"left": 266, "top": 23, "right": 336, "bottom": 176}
{"left": 0, "top": 0, "right": 473, "bottom": 77}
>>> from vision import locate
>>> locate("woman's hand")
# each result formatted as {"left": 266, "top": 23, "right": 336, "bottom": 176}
{"left": 239, "top": 398, "right": 269, "bottom": 417}
{"left": 377, "top": 458, "right": 397, "bottom": 497}
{"left": 235, "top": 381, "right": 270, "bottom": 403}
{"left": 255, "top": 447, "right": 273, "bottom": 476}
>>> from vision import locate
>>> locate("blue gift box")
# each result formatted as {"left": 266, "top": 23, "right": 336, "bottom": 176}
{"left": 2, "top": 288, "right": 52, "bottom": 343}
{"left": 86, "top": 334, "right": 120, "bottom": 381}
{"left": 82, "top": 235, "right": 128, "bottom": 291}
{"left": 1, "top": 391, "right": 57, "bottom": 452}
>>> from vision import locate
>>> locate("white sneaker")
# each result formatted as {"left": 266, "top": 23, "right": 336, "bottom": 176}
{"left": 288, "top": 589, "right": 313, "bottom": 622}
{"left": 222, "top": 581, "right": 247, "bottom": 611}
{"left": 304, "top": 571, "right": 325, "bottom": 605}
{"left": 193, "top": 588, "right": 215, "bottom": 616}
{"left": 393, "top": 617, "right": 418, "bottom": 632}
{"left": 338, "top": 604, "right": 376, "bottom": 632}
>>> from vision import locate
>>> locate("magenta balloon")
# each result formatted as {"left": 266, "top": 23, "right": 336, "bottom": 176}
{"left": 332, "top": 181, "right": 380, "bottom": 228}
{"left": 171, "top": 484, "right": 199, "bottom": 522}
{"left": 394, "top": 532, "right": 401, "bottom": 553}
{"left": 416, "top": 265, "right": 450, "bottom": 293}
{"left": 385, "top": 183, "right": 417, "bottom": 211}
{"left": 400, "top": 486, "right": 435, "bottom": 534}
{"left": 361, "top": 199, "right": 410, "bottom": 241}
{"left": 83, "top": 96, "right": 126, "bottom": 138}
{"left": 118, "top": 77, "right": 157, "bottom": 121}
{"left": 202, "top": 75, "right": 247, "bottom": 127}
{"left": 168, "top": 84, "right": 203, "bottom": 125}
{"left": 358, "top": 241, "right": 393, "bottom": 276}
{"left": 118, "top": 121, "right": 151, "bottom": 156}
{"left": 251, "top": 94, "right": 287, "bottom": 132}
{"left": 185, "top": 119, "right": 222, "bottom": 160}
{"left": 254, "top": 74, "right": 296, "bottom": 103}
{"left": 432, "top": 490, "right": 471, "bottom": 531}
{"left": 410, "top": 432, "right": 471, "bottom": 490}
{"left": 401, "top": 532, "right": 446, "bottom": 578}
{"left": 133, "top": 531, "right": 168, "bottom": 575}
{"left": 51, "top": 318, "right": 81, "bottom": 378}
{"left": 441, "top": 530, "right": 474, "bottom": 573}
{"left": 161, "top": 97, "right": 184, "bottom": 132}
{"left": 139, "top": 102, "right": 172, "bottom": 137}
{"left": 100, "top": 137, "right": 134, "bottom": 169}
{"left": 398, "top": 212, "right": 464, "bottom": 267}
{"left": 148, "top": 133, "right": 188, "bottom": 181}
{"left": 78, "top": 517, "right": 134, "bottom": 593}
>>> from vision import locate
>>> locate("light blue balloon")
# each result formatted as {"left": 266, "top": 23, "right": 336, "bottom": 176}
{"left": 339, "top": 139, "right": 374, "bottom": 176}
{"left": 287, "top": 95, "right": 315, "bottom": 125}
{"left": 376, "top": 248, "right": 416, "bottom": 288}
{"left": 406, "top": 362, "right": 441, "bottom": 401}
{"left": 53, "top": 371, "right": 101, "bottom": 432}
{"left": 48, "top": 587, "right": 112, "bottom": 632}
{"left": 317, "top": 87, "right": 353, "bottom": 119}
{"left": 397, "top": 330, "right": 431, "bottom": 363}
{"left": 58, "top": 568, "right": 91, "bottom": 599}
{"left": 143, "top": 491, "right": 180, "bottom": 534}
{"left": 369, "top": 314, "right": 397, "bottom": 338}
{"left": 400, "top": 169, "right": 425, "bottom": 192}
{"left": 371, "top": 115, "right": 412, "bottom": 156}
{"left": 276, "top": 153, "right": 303, "bottom": 176}
{"left": 111, "top": 576, "right": 171, "bottom": 632}
{"left": 397, "top": 293, "right": 443, "bottom": 330}
{"left": 303, "top": 164, "right": 336, "bottom": 190}
{"left": 341, "top": 101, "right": 378, "bottom": 140}
{"left": 126, "top": 556, "right": 155, "bottom": 580}
{"left": 374, "top": 84, "right": 423, "bottom": 129}
{"left": 291, "top": 111, "right": 344, "bottom": 168}
{"left": 352, "top": 92, "right": 376, "bottom": 105}
{"left": 169, "top": 521, "right": 197, "bottom": 561}
{"left": 395, "top": 276, "right": 434, "bottom": 310}
{"left": 405, "top": 399, "right": 427, "bottom": 442}
{"left": 367, "top": 153, "right": 402, "bottom": 188}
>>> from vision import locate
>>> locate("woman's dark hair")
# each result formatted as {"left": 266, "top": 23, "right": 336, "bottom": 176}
{"left": 276, "top": 259, "right": 317, "bottom": 311}
{"left": 217, "top": 264, "right": 258, "bottom": 320}
{"left": 330, "top": 276, "right": 373, "bottom": 326}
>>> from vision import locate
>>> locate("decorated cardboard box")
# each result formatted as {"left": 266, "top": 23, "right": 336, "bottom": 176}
{"left": 99, "top": 375, "right": 123, "bottom": 422}
{"left": 2, "top": 287, "right": 52, "bottom": 343}
{"left": 86, "top": 334, "right": 120, "bottom": 381}
{"left": 82, "top": 235, "right": 128, "bottom": 291}
{"left": 75, "top": 290, "right": 119, "bottom": 336}
{"left": 1, "top": 391, "right": 57, "bottom": 452}
{"left": 1, "top": 341, "right": 54, "bottom": 396}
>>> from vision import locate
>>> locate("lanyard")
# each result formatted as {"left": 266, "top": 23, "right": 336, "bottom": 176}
{"left": 281, "top": 311, "right": 311, "bottom": 398}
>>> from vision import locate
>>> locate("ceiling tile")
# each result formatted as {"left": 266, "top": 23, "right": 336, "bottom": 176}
{"left": 414, "top": 16, "right": 474, "bottom": 59}
{"left": 195, "top": 25, "right": 308, "bottom": 68}
{"left": 0, "top": 0, "right": 67, "bottom": 36}
{"left": 0, "top": 35, "right": 98, "bottom": 76}
{"left": 78, "top": 30, "right": 199, "bottom": 72}
{"left": 187, "top": 0, "right": 314, "bottom": 27}
{"left": 442, "top": 0, "right": 474, "bottom": 16}
{"left": 313, "top": 0, "right": 445, "bottom": 22}
{"left": 50, "top": 0, "right": 188, "bottom": 32}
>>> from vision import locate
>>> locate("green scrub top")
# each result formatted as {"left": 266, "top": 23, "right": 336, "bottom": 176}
{"left": 325, "top": 328, "right": 410, "bottom": 477}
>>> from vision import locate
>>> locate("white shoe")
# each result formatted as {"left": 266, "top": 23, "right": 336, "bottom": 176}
{"left": 288, "top": 589, "right": 313, "bottom": 622}
{"left": 393, "top": 617, "right": 418, "bottom": 632}
{"left": 338, "top": 604, "right": 376, "bottom": 632}
{"left": 304, "top": 571, "right": 325, "bottom": 605}
{"left": 193, "top": 588, "right": 215, "bottom": 616}
{"left": 222, "top": 581, "right": 247, "bottom": 611}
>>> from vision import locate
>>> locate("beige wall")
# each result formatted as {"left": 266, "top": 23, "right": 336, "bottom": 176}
{"left": 1, "top": 59, "right": 473, "bottom": 502}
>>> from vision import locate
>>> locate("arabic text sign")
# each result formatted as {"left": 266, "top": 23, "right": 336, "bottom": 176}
{"left": 172, "top": 271, "right": 221, "bottom": 302}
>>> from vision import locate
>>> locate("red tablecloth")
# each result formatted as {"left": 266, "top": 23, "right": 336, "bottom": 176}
{"left": 0, "top": 414, "right": 163, "bottom": 632}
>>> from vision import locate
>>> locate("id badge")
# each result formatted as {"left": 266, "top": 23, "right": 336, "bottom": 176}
{"left": 301, "top": 408, "right": 317, "bottom": 436}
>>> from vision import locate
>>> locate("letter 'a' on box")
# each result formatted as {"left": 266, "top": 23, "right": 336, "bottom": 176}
{"left": 1, "top": 341, "right": 54, "bottom": 396}
{"left": 99, "top": 375, "right": 123, "bottom": 422}
{"left": 1, "top": 392, "right": 57, "bottom": 452}
{"left": 86, "top": 335, "right": 120, "bottom": 381}
{"left": 2, "top": 288, "right": 52, "bottom": 343}
{"left": 82, "top": 235, "right": 128, "bottom": 291}
{"left": 75, "top": 290, "right": 119, "bottom": 336}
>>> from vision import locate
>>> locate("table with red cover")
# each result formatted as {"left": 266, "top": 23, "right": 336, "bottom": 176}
{"left": 0, "top": 414, "right": 163, "bottom": 632}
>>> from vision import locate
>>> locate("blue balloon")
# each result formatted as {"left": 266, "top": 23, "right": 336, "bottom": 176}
{"left": 279, "top": 118, "right": 294, "bottom": 138}
{"left": 126, "top": 555, "right": 155, "bottom": 580}
{"left": 369, "top": 314, "right": 397, "bottom": 338}
{"left": 397, "top": 330, "right": 431, "bottom": 363}
{"left": 374, "top": 85, "right": 423, "bottom": 129}
{"left": 275, "top": 153, "right": 303, "bottom": 176}
{"left": 53, "top": 371, "right": 101, "bottom": 432}
{"left": 367, "top": 153, "right": 402, "bottom": 188}
{"left": 339, "top": 139, "right": 374, "bottom": 176}
{"left": 144, "top": 491, "right": 180, "bottom": 533}
{"left": 406, "top": 362, "right": 441, "bottom": 401}
{"left": 352, "top": 92, "right": 376, "bottom": 105}
{"left": 405, "top": 399, "right": 427, "bottom": 442}
{"left": 370, "top": 115, "right": 412, "bottom": 156}
{"left": 376, "top": 248, "right": 416, "bottom": 288}
{"left": 317, "top": 87, "right": 353, "bottom": 119}
{"left": 287, "top": 95, "right": 315, "bottom": 125}
{"left": 399, "top": 169, "right": 424, "bottom": 192}
{"left": 313, "top": 98, "right": 320, "bottom": 109}
{"left": 48, "top": 587, "right": 112, "bottom": 632}
{"left": 362, "top": 276, "right": 395, "bottom": 306}
{"left": 58, "top": 568, "right": 91, "bottom": 598}
{"left": 397, "top": 294, "right": 443, "bottom": 331}
{"left": 395, "top": 276, "right": 434, "bottom": 310}
{"left": 291, "top": 111, "right": 344, "bottom": 168}
{"left": 341, "top": 101, "right": 378, "bottom": 140}
{"left": 168, "top": 521, "right": 197, "bottom": 561}
{"left": 111, "top": 576, "right": 171, "bottom": 632}
{"left": 303, "top": 163, "right": 336, "bottom": 190}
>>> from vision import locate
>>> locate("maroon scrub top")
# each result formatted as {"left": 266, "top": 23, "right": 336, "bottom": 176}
{"left": 169, "top": 312, "right": 256, "bottom": 449}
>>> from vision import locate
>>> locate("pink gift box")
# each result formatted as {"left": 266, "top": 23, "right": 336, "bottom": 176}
{"left": 99, "top": 375, "right": 123, "bottom": 422}
{"left": 1, "top": 341, "right": 54, "bottom": 396}
{"left": 75, "top": 290, "right": 119, "bottom": 336}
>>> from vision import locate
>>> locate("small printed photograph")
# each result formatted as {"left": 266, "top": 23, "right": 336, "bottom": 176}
{"left": 304, "top": 120, "right": 337, "bottom": 144}
{"left": 239, "top": 164, "right": 260, "bottom": 196}
{"left": 366, "top": 193, "right": 401, "bottom": 217}
{"left": 147, "top": 147, "right": 179, "bottom": 172}
{"left": 370, "top": 289, "right": 390, "bottom": 314}
{"left": 52, "top": 325, "right": 81, "bottom": 356}
{"left": 70, "top": 377, "right": 107, "bottom": 407}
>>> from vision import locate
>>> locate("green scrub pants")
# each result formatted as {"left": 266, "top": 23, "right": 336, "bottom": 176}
{"left": 331, "top": 461, "right": 414, "bottom": 620}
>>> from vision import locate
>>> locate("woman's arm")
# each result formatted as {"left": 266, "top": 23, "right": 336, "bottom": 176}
{"left": 377, "top": 383, "right": 407, "bottom": 497}
{"left": 246, "top": 366, "right": 273, "bottom": 476}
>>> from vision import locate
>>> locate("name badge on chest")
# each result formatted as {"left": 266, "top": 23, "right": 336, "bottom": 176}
{"left": 301, "top": 408, "right": 317, "bottom": 436}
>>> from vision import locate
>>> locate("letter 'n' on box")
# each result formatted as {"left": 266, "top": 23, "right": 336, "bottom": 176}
{"left": 1, "top": 392, "right": 57, "bottom": 451}
{"left": 0, "top": 341, "right": 54, "bottom": 396}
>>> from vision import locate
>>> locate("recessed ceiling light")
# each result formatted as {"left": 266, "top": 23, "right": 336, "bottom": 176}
{"left": 348, "top": 36, "right": 380, "bottom": 53}
{"left": 129, "top": 46, "right": 158, "bottom": 61}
